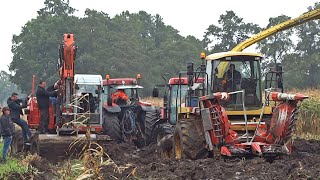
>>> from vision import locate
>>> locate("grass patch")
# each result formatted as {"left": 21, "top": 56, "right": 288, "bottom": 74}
{"left": 0, "top": 142, "right": 31, "bottom": 179}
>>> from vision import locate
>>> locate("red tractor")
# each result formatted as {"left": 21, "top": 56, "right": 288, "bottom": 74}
{"left": 152, "top": 75, "right": 205, "bottom": 158}
{"left": 101, "top": 75, "right": 159, "bottom": 147}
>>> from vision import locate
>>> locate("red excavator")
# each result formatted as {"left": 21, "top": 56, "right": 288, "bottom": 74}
{"left": 13, "top": 34, "right": 109, "bottom": 156}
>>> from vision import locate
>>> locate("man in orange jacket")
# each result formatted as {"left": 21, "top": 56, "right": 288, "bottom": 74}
{"left": 112, "top": 89, "right": 130, "bottom": 105}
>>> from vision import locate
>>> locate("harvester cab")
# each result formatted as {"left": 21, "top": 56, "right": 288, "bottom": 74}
{"left": 102, "top": 74, "right": 159, "bottom": 147}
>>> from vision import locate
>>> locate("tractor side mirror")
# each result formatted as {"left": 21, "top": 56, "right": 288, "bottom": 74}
{"left": 152, "top": 87, "right": 159, "bottom": 97}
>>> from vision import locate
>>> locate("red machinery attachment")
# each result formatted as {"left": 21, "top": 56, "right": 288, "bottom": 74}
{"left": 199, "top": 91, "right": 308, "bottom": 158}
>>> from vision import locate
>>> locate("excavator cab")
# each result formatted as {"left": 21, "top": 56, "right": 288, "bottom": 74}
{"left": 73, "top": 74, "right": 103, "bottom": 125}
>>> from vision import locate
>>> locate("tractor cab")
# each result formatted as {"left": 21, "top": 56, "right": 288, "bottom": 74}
{"left": 102, "top": 75, "right": 143, "bottom": 107}
{"left": 168, "top": 77, "right": 204, "bottom": 124}
{"left": 205, "top": 52, "right": 263, "bottom": 111}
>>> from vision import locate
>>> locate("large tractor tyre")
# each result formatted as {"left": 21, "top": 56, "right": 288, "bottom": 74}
{"left": 102, "top": 111, "right": 122, "bottom": 143}
{"left": 156, "top": 123, "right": 174, "bottom": 159}
{"left": 174, "top": 117, "right": 208, "bottom": 160}
{"left": 10, "top": 129, "right": 24, "bottom": 155}
{"left": 144, "top": 111, "right": 160, "bottom": 145}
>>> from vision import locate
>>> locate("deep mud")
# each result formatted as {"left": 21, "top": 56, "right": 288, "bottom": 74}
{"left": 19, "top": 138, "right": 320, "bottom": 179}
{"left": 103, "top": 138, "right": 320, "bottom": 180}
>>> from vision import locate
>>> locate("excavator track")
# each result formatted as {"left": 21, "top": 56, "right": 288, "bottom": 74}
{"left": 29, "top": 133, "right": 112, "bottom": 162}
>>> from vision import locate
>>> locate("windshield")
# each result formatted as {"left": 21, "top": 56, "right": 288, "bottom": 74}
{"left": 74, "top": 84, "right": 101, "bottom": 114}
{"left": 169, "top": 84, "right": 188, "bottom": 124}
{"left": 102, "top": 85, "right": 140, "bottom": 103}
{"left": 206, "top": 58, "right": 262, "bottom": 110}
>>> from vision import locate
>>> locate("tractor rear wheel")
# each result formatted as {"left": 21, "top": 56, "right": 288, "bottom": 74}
{"left": 144, "top": 111, "right": 160, "bottom": 145}
{"left": 102, "top": 111, "right": 122, "bottom": 143}
{"left": 156, "top": 123, "right": 174, "bottom": 159}
{"left": 174, "top": 117, "right": 207, "bottom": 160}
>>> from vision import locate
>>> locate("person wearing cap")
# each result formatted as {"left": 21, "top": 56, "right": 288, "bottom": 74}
{"left": 36, "top": 80, "right": 58, "bottom": 134}
{"left": 0, "top": 107, "right": 15, "bottom": 162}
{"left": 7, "top": 92, "right": 32, "bottom": 144}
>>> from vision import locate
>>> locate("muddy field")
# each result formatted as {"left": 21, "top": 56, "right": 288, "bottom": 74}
{"left": 15, "top": 138, "right": 320, "bottom": 180}
{"left": 99, "top": 138, "right": 320, "bottom": 180}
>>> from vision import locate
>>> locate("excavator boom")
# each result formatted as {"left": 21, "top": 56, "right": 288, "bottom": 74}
{"left": 232, "top": 8, "right": 320, "bottom": 52}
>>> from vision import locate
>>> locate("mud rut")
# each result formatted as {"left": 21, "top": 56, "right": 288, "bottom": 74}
{"left": 37, "top": 138, "right": 320, "bottom": 179}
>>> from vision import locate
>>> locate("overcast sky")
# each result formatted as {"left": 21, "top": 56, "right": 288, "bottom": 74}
{"left": 0, "top": 0, "right": 318, "bottom": 72}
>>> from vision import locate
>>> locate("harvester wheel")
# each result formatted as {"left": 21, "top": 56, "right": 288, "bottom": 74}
{"left": 10, "top": 129, "right": 24, "bottom": 155}
{"left": 174, "top": 117, "right": 207, "bottom": 160}
{"left": 156, "top": 123, "right": 174, "bottom": 159}
{"left": 103, "top": 111, "right": 122, "bottom": 143}
{"left": 144, "top": 111, "right": 160, "bottom": 145}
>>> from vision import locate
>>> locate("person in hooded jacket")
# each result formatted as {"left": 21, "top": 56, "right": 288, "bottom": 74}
{"left": 0, "top": 107, "right": 15, "bottom": 162}
{"left": 7, "top": 92, "right": 32, "bottom": 144}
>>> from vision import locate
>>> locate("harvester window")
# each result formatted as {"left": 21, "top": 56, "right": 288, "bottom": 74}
{"left": 208, "top": 58, "right": 262, "bottom": 110}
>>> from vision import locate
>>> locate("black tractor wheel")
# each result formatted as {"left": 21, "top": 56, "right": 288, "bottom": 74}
{"left": 156, "top": 123, "right": 174, "bottom": 159}
{"left": 174, "top": 117, "right": 208, "bottom": 160}
{"left": 10, "top": 129, "right": 24, "bottom": 155}
{"left": 144, "top": 111, "right": 160, "bottom": 145}
{"left": 102, "top": 111, "right": 122, "bottom": 143}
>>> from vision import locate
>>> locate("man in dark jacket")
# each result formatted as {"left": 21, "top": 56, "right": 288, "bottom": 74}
{"left": 7, "top": 92, "right": 32, "bottom": 143}
{"left": 36, "top": 80, "right": 58, "bottom": 134}
{"left": 0, "top": 107, "right": 15, "bottom": 162}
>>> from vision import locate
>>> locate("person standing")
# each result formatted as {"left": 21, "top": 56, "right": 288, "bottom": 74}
{"left": 0, "top": 107, "right": 15, "bottom": 162}
{"left": 7, "top": 93, "right": 32, "bottom": 144}
{"left": 36, "top": 80, "right": 57, "bottom": 134}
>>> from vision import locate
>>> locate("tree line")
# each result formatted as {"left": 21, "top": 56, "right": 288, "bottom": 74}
{"left": 8, "top": 0, "right": 320, "bottom": 97}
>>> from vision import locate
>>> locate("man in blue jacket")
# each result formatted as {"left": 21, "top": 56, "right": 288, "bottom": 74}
{"left": 7, "top": 92, "right": 32, "bottom": 144}
{"left": 0, "top": 107, "right": 15, "bottom": 162}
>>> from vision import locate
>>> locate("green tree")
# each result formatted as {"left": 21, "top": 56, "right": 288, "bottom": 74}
{"left": 0, "top": 71, "right": 21, "bottom": 105}
{"left": 257, "top": 15, "right": 295, "bottom": 71}
{"left": 283, "top": 3, "right": 320, "bottom": 89}
{"left": 10, "top": 1, "right": 204, "bottom": 95}
{"left": 203, "top": 10, "right": 261, "bottom": 52}
{"left": 10, "top": 0, "right": 79, "bottom": 92}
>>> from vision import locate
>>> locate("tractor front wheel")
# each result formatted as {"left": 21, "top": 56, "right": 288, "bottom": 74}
{"left": 144, "top": 111, "right": 160, "bottom": 145}
{"left": 102, "top": 111, "right": 122, "bottom": 143}
{"left": 174, "top": 117, "right": 207, "bottom": 160}
{"left": 156, "top": 123, "right": 174, "bottom": 159}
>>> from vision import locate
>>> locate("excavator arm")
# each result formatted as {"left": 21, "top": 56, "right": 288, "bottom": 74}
{"left": 231, "top": 8, "right": 320, "bottom": 52}
{"left": 58, "top": 33, "right": 77, "bottom": 122}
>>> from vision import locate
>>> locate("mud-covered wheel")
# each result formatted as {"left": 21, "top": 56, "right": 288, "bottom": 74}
{"left": 10, "top": 129, "right": 24, "bottom": 155}
{"left": 144, "top": 111, "right": 160, "bottom": 145}
{"left": 156, "top": 123, "right": 174, "bottom": 159}
{"left": 102, "top": 111, "right": 122, "bottom": 143}
{"left": 174, "top": 117, "right": 207, "bottom": 160}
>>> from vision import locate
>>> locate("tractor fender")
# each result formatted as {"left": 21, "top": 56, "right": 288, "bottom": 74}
{"left": 103, "top": 103, "right": 121, "bottom": 113}
{"left": 139, "top": 101, "right": 158, "bottom": 112}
